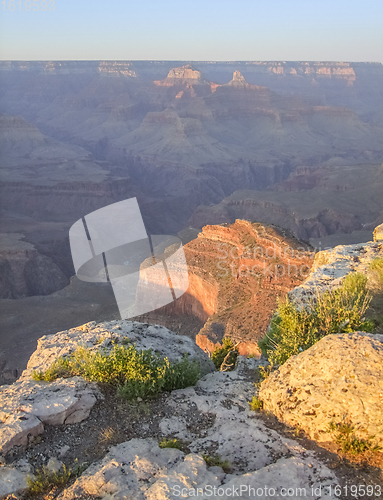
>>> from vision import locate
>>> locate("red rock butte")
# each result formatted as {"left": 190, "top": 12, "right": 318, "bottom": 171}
{"left": 136, "top": 220, "right": 314, "bottom": 357}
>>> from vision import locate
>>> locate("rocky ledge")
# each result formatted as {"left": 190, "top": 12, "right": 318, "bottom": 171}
{"left": 290, "top": 240, "right": 383, "bottom": 304}
{"left": 0, "top": 320, "right": 344, "bottom": 499}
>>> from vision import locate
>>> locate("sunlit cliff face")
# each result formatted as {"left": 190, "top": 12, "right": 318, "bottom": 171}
{"left": 135, "top": 220, "right": 314, "bottom": 356}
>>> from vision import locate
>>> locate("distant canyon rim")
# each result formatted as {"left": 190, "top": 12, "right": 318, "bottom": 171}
{"left": 0, "top": 60, "right": 382, "bottom": 382}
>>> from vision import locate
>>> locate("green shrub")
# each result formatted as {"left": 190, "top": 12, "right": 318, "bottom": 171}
{"left": 202, "top": 454, "right": 231, "bottom": 472}
{"left": 248, "top": 396, "right": 263, "bottom": 411}
{"left": 33, "top": 345, "right": 201, "bottom": 401}
{"left": 31, "top": 370, "right": 45, "bottom": 381}
{"left": 159, "top": 438, "right": 184, "bottom": 450}
{"left": 162, "top": 354, "right": 201, "bottom": 392}
{"left": 27, "top": 465, "right": 71, "bottom": 494}
{"left": 259, "top": 273, "right": 373, "bottom": 365}
{"left": 328, "top": 421, "right": 380, "bottom": 455}
{"left": 211, "top": 338, "right": 239, "bottom": 371}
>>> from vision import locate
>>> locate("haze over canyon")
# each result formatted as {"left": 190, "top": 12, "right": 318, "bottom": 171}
{"left": 0, "top": 60, "right": 382, "bottom": 381}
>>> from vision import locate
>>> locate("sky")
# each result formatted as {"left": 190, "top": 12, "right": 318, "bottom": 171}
{"left": 0, "top": 0, "right": 382, "bottom": 62}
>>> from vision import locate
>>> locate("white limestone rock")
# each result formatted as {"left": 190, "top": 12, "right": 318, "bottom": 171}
{"left": 213, "top": 456, "right": 336, "bottom": 499}
{"left": 0, "top": 412, "right": 43, "bottom": 455}
{"left": 0, "top": 377, "right": 101, "bottom": 454}
{"left": 57, "top": 440, "right": 338, "bottom": 500}
{"left": 259, "top": 332, "right": 383, "bottom": 447}
{"left": 0, "top": 460, "right": 34, "bottom": 499}
{"left": 0, "top": 320, "right": 214, "bottom": 459}
{"left": 170, "top": 359, "right": 290, "bottom": 472}
{"left": 23, "top": 320, "right": 215, "bottom": 379}
{"left": 290, "top": 240, "right": 383, "bottom": 304}
{"left": 48, "top": 356, "right": 338, "bottom": 499}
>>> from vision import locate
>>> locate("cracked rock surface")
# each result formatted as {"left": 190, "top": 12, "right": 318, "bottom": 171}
{"left": 259, "top": 332, "right": 383, "bottom": 447}
{"left": 0, "top": 320, "right": 215, "bottom": 458}
{"left": 56, "top": 357, "right": 338, "bottom": 499}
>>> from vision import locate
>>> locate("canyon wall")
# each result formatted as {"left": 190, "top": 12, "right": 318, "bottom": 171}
{"left": 0, "top": 234, "right": 68, "bottom": 299}
{"left": 135, "top": 220, "right": 313, "bottom": 356}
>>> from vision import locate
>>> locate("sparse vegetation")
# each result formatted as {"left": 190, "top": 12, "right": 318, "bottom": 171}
{"left": 159, "top": 438, "right": 184, "bottom": 450}
{"left": 258, "top": 362, "right": 275, "bottom": 382}
{"left": 328, "top": 420, "right": 381, "bottom": 455}
{"left": 259, "top": 273, "right": 374, "bottom": 365}
{"left": 211, "top": 337, "right": 239, "bottom": 371}
{"left": 202, "top": 453, "right": 231, "bottom": 472}
{"left": 27, "top": 465, "right": 71, "bottom": 495}
{"left": 32, "top": 344, "right": 201, "bottom": 401}
{"left": 99, "top": 426, "right": 121, "bottom": 445}
{"left": 248, "top": 396, "right": 263, "bottom": 411}
{"left": 364, "top": 257, "right": 383, "bottom": 332}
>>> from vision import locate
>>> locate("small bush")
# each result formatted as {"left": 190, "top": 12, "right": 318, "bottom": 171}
{"left": 98, "top": 426, "right": 122, "bottom": 445}
{"left": 159, "top": 438, "right": 184, "bottom": 450}
{"left": 258, "top": 362, "right": 275, "bottom": 382}
{"left": 211, "top": 338, "right": 239, "bottom": 371}
{"left": 33, "top": 344, "right": 201, "bottom": 401}
{"left": 27, "top": 465, "right": 71, "bottom": 494}
{"left": 248, "top": 396, "right": 263, "bottom": 411}
{"left": 258, "top": 273, "right": 373, "bottom": 365}
{"left": 328, "top": 420, "right": 380, "bottom": 455}
{"left": 31, "top": 370, "right": 45, "bottom": 381}
{"left": 202, "top": 453, "right": 231, "bottom": 472}
{"left": 162, "top": 355, "right": 201, "bottom": 392}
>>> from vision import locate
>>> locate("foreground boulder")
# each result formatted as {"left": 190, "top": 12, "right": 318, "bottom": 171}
{"left": 259, "top": 333, "right": 383, "bottom": 447}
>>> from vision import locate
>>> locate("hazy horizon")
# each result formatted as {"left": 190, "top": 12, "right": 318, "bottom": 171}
{"left": 1, "top": 59, "right": 382, "bottom": 63}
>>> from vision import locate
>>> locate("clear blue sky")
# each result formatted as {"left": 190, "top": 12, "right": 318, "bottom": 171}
{"left": 0, "top": 0, "right": 382, "bottom": 61}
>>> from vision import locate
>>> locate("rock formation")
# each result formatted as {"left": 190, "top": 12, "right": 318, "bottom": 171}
{"left": 138, "top": 220, "right": 313, "bottom": 356}
{"left": 226, "top": 70, "right": 268, "bottom": 91}
{"left": 189, "top": 162, "right": 383, "bottom": 245}
{"left": 374, "top": 223, "right": 383, "bottom": 242}
{"left": 0, "top": 234, "right": 68, "bottom": 299}
{"left": 153, "top": 64, "right": 210, "bottom": 86}
{"left": 24, "top": 320, "right": 215, "bottom": 379}
{"left": 289, "top": 238, "right": 383, "bottom": 304}
{"left": 259, "top": 332, "right": 383, "bottom": 448}
{"left": 258, "top": 230, "right": 383, "bottom": 451}
{"left": 0, "top": 331, "right": 340, "bottom": 499}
